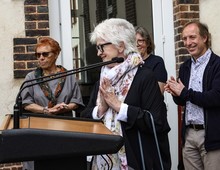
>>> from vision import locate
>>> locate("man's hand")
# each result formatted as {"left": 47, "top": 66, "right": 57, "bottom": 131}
{"left": 165, "top": 76, "right": 185, "bottom": 96}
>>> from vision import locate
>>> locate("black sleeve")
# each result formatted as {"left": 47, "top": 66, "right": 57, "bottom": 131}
{"left": 144, "top": 55, "right": 167, "bottom": 83}
{"left": 172, "top": 64, "right": 187, "bottom": 106}
{"left": 80, "top": 81, "right": 99, "bottom": 118}
{"left": 125, "top": 67, "right": 170, "bottom": 133}
{"left": 152, "top": 58, "right": 167, "bottom": 83}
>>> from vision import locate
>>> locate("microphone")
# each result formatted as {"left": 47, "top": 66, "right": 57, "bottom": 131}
{"left": 19, "top": 57, "right": 124, "bottom": 90}
{"left": 111, "top": 57, "right": 124, "bottom": 63}
{"left": 13, "top": 57, "right": 124, "bottom": 129}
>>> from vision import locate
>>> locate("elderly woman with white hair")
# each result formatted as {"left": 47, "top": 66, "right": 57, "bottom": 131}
{"left": 81, "top": 18, "right": 171, "bottom": 170}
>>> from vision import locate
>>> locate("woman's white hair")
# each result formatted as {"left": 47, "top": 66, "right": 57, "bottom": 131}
{"left": 90, "top": 18, "right": 137, "bottom": 55}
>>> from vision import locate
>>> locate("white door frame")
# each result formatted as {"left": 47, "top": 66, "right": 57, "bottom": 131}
{"left": 49, "top": 0, "right": 178, "bottom": 169}
{"left": 48, "top": 0, "right": 73, "bottom": 70}
{"left": 152, "top": 0, "right": 178, "bottom": 169}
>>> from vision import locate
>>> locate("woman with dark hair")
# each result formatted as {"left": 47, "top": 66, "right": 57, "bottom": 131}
{"left": 135, "top": 26, "right": 168, "bottom": 94}
{"left": 135, "top": 26, "right": 171, "bottom": 170}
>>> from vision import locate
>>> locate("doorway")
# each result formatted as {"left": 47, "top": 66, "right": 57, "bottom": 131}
{"left": 49, "top": 0, "right": 178, "bottom": 169}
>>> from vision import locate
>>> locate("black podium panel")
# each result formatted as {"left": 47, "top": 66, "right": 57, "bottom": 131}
{"left": 0, "top": 128, "right": 123, "bottom": 163}
{"left": 0, "top": 115, "right": 124, "bottom": 170}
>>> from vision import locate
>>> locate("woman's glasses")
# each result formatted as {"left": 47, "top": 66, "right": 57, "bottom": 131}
{"left": 96, "top": 42, "right": 112, "bottom": 53}
{"left": 136, "top": 39, "right": 146, "bottom": 46}
{"left": 35, "top": 51, "right": 53, "bottom": 58}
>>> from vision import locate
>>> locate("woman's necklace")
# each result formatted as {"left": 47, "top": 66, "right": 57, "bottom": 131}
{"left": 43, "top": 67, "right": 59, "bottom": 78}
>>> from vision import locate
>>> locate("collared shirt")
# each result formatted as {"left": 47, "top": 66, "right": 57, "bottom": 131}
{"left": 185, "top": 49, "right": 211, "bottom": 125}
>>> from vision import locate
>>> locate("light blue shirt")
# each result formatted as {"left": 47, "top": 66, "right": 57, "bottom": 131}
{"left": 185, "top": 49, "right": 211, "bottom": 125}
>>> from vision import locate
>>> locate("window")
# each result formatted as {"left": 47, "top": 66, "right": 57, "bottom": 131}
{"left": 106, "top": 0, "right": 113, "bottom": 18}
{"left": 70, "top": 0, "right": 77, "bottom": 25}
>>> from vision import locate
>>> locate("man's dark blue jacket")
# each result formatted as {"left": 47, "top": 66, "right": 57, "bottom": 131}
{"left": 173, "top": 51, "right": 220, "bottom": 151}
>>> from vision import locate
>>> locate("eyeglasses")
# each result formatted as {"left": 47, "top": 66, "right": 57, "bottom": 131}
{"left": 96, "top": 42, "right": 112, "bottom": 53}
{"left": 136, "top": 39, "right": 146, "bottom": 46}
{"left": 35, "top": 52, "right": 53, "bottom": 58}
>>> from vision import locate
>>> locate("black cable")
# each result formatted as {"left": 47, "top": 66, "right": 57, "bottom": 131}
{"left": 101, "top": 155, "right": 110, "bottom": 170}
{"left": 106, "top": 154, "right": 113, "bottom": 170}
{"left": 89, "top": 156, "right": 94, "bottom": 170}
{"left": 147, "top": 110, "right": 164, "bottom": 170}
{"left": 89, "top": 155, "right": 113, "bottom": 170}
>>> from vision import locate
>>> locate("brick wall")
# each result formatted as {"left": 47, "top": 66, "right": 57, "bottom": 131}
{"left": 13, "top": 0, "right": 49, "bottom": 78}
{"left": 173, "top": 0, "right": 199, "bottom": 75}
{"left": 173, "top": 0, "right": 199, "bottom": 163}
{"left": 2, "top": 1, "right": 49, "bottom": 169}
{"left": 0, "top": 162, "right": 22, "bottom": 170}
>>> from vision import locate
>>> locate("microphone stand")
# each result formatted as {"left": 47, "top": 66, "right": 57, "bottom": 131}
{"left": 13, "top": 57, "right": 124, "bottom": 129}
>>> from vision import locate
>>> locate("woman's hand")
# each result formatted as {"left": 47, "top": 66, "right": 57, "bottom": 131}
{"left": 97, "top": 92, "right": 109, "bottom": 117}
{"left": 100, "top": 78, "right": 121, "bottom": 112}
{"left": 24, "top": 102, "right": 77, "bottom": 115}
{"left": 47, "top": 102, "right": 69, "bottom": 115}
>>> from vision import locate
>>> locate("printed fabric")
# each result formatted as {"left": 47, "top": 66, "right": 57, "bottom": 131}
{"left": 34, "top": 65, "right": 67, "bottom": 108}
{"left": 93, "top": 53, "right": 143, "bottom": 170}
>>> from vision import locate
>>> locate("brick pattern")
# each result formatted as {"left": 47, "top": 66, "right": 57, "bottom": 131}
{"left": 7, "top": 0, "right": 49, "bottom": 169}
{"left": 0, "top": 162, "right": 22, "bottom": 170}
{"left": 14, "top": 37, "right": 38, "bottom": 78}
{"left": 173, "top": 0, "right": 199, "bottom": 75}
{"left": 13, "top": 0, "right": 49, "bottom": 78}
{"left": 173, "top": 0, "right": 200, "bottom": 163}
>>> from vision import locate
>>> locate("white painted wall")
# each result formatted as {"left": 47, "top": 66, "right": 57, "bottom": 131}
{"left": 48, "top": 0, "right": 73, "bottom": 70}
{"left": 0, "top": 0, "right": 25, "bottom": 125}
{"left": 152, "top": 0, "right": 178, "bottom": 169}
{"left": 200, "top": 0, "right": 220, "bottom": 55}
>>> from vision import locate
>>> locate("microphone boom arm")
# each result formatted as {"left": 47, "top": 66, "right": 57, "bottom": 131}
{"left": 19, "top": 58, "right": 121, "bottom": 90}
{"left": 13, "top": 57, "right": 124, "bottom": 129}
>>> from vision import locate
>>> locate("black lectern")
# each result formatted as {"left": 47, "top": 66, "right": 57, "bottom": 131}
{"left": 0, "top": 114, "right": 124, "bottom": 170}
